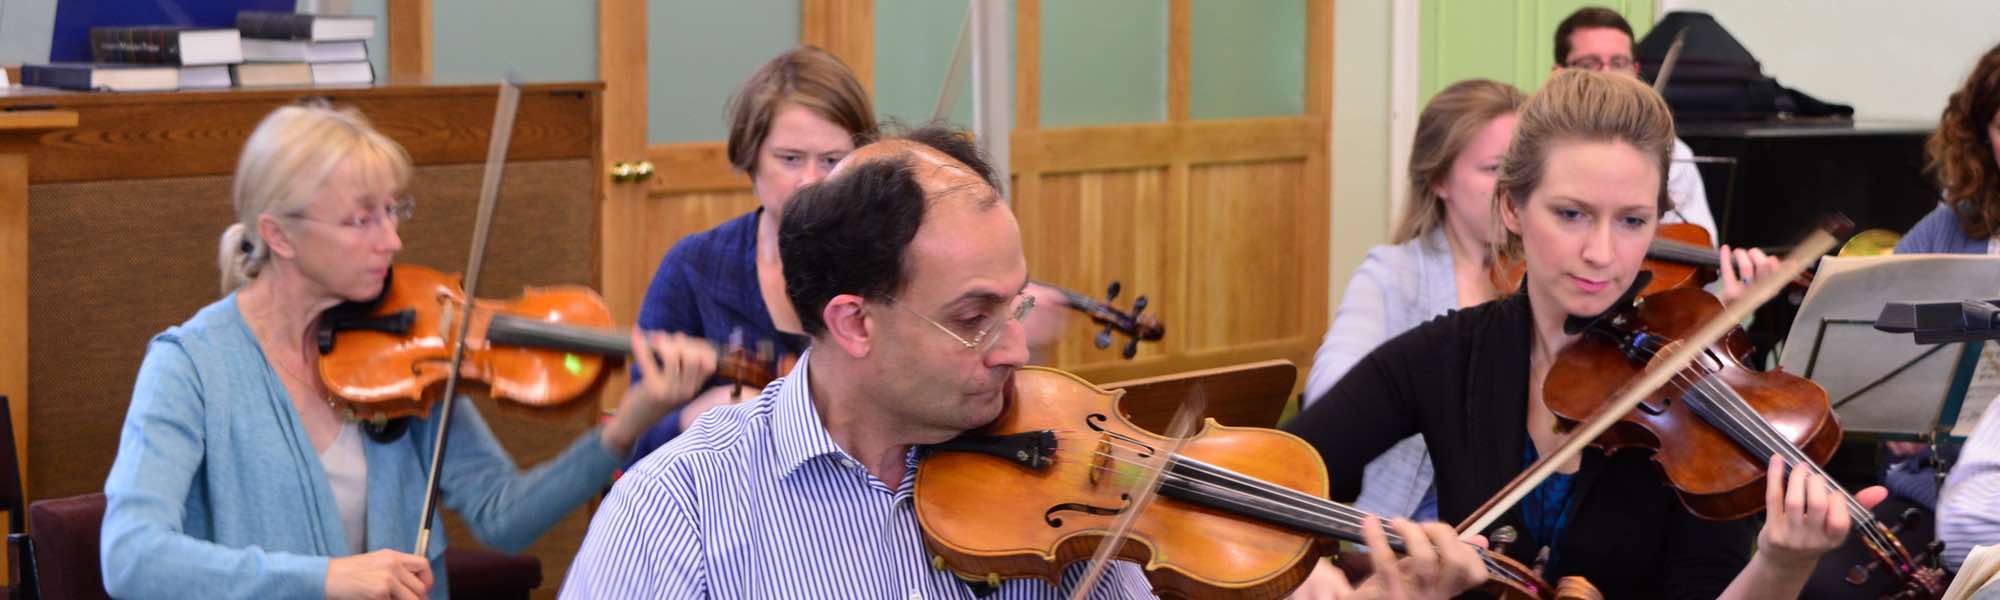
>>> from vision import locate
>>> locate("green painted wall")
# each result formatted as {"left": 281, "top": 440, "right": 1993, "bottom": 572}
{"left": 1419, "top": 0, "right": 1652, "bottom": 104}
{"left": 1039, "top": 0, "right": 1165, "bottom": 127}
{"left": 1190, "top": 0, "right": 1305, "bottom": 120}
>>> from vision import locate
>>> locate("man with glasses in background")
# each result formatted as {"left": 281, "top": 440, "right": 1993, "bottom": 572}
{"left": 558, "top": 126, "right": 1155, "bottom": 599}
{"left": 1553, "top": 6, "right": 1720, "bottom": 242}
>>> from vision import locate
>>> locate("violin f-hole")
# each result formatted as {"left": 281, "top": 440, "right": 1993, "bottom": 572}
{"left": 1043, "top": 493, "right": 1131, "bottom": 528}
{"left": 1086, "top": 413, "right": 1156, "bottom": 458}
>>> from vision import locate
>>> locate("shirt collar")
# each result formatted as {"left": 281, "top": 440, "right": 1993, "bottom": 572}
{"left": 770, "top": 351, "right": 854, "bottom": 479}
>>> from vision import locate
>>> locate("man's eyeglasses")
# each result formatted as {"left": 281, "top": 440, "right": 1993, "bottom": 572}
{"left": 1565, "top": 56, "right": 1636, "bottom": 72}
{"left": 887, "top": 292, "right": 1036, "bottom": 352}
{"left": 285, "top": 195, "right": 415, "bottom": 232}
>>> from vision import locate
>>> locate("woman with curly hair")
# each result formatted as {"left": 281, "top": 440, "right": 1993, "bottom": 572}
{"left": 1900, "top": 41, "right": 2000, "bottom": 254}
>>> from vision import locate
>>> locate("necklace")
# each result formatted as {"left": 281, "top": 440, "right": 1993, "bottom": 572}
{"left": 270, "top": 344, "right": 351, "bottom": 423}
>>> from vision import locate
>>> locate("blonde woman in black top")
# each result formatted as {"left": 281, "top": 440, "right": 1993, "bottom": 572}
{"left": 1284, "top": 69, "right": 1882, "bottom": 599}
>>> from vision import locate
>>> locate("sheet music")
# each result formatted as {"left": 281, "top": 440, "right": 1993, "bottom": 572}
{"left": 1778, "top": 255, "right": 2000, "bottom": 436}
{"left": 1962, "top": 346, "right": 2000, "bottom": 437}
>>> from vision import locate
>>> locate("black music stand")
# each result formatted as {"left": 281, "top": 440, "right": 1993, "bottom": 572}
{"left": 1779, "top": 255, "right": 2000, "bottom": 443}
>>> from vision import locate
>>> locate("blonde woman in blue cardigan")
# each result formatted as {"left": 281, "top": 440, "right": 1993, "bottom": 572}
{"left": 100, "top": 102, "right": 715, "bottom": 600}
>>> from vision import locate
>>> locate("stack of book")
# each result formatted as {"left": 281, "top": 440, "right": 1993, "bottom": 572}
{"left": 17, "top": 10, "right": 376, "bottom": 92}
{"left": 234, "top": 11, "right": 376, "bottom": 88}
{"left": 22, "top": 27, "right": 241, "bottom": 91}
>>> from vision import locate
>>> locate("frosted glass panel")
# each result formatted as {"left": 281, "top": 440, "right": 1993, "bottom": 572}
{"left": 647, "top": 0, "right": 798, "bottom": 143}
{"left": 1190, "top": 0, "right": 1305, "bottom": 120}
{"left": 432, "top": 0, "right": 596, "bottom": 84}
{"left": 1040, "top": 0, "right": 1165, "bottom": 127}
{"left": 875, "top": 0, "right": 975, "bottom": 128}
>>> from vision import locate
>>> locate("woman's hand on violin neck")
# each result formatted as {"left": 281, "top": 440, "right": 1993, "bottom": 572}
{"left": 1753, "top": 455, "right": 1884, "bottom": 569}
{"left": 1720, "top": 457, "right": 1886, "bottom": 599}
{"left": 1288, "top": 517, "right": 1486, "bottom": 600}
{"left": 1715, "top": 245, "right": 1779, "bottom": 305}
{"left": 326, "top": 549, "right": 432, "bottom": 600}
{"left": 603, "top": 330, "right": 719, "bottom": 457}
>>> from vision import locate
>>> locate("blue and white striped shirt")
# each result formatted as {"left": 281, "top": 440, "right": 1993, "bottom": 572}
{"left": 561, "top": 352, "right": 1156, "bottom": 599}
{"left": 1940, "top": 392, "right": 2000, "bottom": 570}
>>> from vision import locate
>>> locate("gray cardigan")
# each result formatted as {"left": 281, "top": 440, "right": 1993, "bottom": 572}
{"left": 1303, "top": 228, "right": 1459, "bottom": 519}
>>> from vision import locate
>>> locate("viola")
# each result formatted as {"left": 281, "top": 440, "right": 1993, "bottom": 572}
{"left": 315, "top": 263, "right": 794, "bottom": 426}
{"left": 913, "top": 367, "right": 1599, "bottom": 600}
{"left": 1542, "top": 286, "right": 1946, "bottom": 598}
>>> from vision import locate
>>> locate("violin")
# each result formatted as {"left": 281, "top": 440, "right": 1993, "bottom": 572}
{"left": 315, "top": 264, "right": 794, "bottom": 427}
{"left": 1038, "top": 280, "right": 1166, "bottom": 359}
{"left": 1541, "top": 285, "right": 1947, "bottom": 598}
{"left": 913, "top": 367, "right": 1599, "bottom": 599}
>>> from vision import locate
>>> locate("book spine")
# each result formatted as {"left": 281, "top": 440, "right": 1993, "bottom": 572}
{"left": 20, "top": 66, "right": 93, "bottom": 91}
{"left": 89, "top": 28, "right": 184, "bottom": 65}
{"left": 237, "top": 12, "right": 315, "bottom": 40}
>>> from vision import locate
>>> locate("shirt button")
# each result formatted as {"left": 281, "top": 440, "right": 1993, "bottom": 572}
{"left": 840, "top": 458, "right": 859, "bottom": 470}
{"left": 908, "top": 590, "right": 922, "bottom": 600}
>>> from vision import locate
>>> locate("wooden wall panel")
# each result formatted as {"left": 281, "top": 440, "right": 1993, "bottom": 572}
{"left": 1018, "top": 168, "right": 1173, "bottom": 370}
{"left": 1183, "top": 160, "right": 1308, "bottom": 354}
{"left": 0, "top": 84, "right": 601, "bottom": 184}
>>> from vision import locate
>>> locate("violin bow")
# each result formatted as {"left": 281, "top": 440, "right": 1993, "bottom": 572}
{"left": 932, "top": 2, "right": 974, "bottom": 123}
{"left": 1653, "top": 29, "right": 1687, "bottom": 93}
{"left": 1066, "top": 384, "right": 1207, "bottom": 600}
{"left": 413, "top": 77, "right": 524, "bottom": 556}
{"left": 1455, "top": 227, "right": 1837, "bottom": 539}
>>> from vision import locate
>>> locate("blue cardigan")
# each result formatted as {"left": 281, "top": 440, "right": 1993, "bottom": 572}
{"left": 101, "top": 294, "right": 621, "bottom": 599}
{"left": 624, "top": 209, "right": 810, "bottom": 467}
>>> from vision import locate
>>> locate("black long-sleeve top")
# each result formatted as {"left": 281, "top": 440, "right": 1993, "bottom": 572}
{"left": 1284, "top": 292, "right": 1757, "bottom": 599}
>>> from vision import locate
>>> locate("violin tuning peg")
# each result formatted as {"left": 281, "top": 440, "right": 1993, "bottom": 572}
{"left": 1105, "top": 281, "right": 1122, "bottom": 301}
{"left": 1133, "top": 295, "right": 1149, "bottom": 315}
{"left": 1122, "top": 338, "right": 1139, "bottom": 359}
{"left": 1094, "top": 328, "right": 1113, "bottom": 349}
{"left": 1489, "top": 525, "right": 1518, "bottom": 554}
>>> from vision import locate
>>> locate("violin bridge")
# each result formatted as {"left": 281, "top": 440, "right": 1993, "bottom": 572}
{"left": 1090, "top": 440, "right": 1113, "bottom": 485}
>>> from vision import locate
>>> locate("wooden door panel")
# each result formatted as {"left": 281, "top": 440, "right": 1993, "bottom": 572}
{"left": 1019, "top": 168, "right": 1173, "bottom": 369}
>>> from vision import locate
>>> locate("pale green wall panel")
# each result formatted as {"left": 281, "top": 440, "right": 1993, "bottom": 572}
{"left": 0, "top": 0, "right": 57, "bottom": 65}
{"left": 647, "top": 0, "right": 798, "bottom": 143}
{"left": 1190, "top": 0, "right": 1305, "bottom": 120}
{"left": 347, "top": 0, "right": 391, "bottom": 86}
{"left": 875, "top": 0, "right": 976, "bottom": 129}
{"left": 1419, "top": 0, "right": 1652, "bottom": 104}
{"left": 1040, "top": 0, "right": 1165, "bottom": 127}
{"left": 432, "top": 0, "right": 596, "bottom": 84}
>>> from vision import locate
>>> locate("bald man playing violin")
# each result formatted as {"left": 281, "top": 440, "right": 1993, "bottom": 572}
{"left": 561, "top": 126, "right": 1484, "bottom": 599}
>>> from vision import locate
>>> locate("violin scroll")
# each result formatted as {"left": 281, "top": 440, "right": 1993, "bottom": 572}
{"left": 1044, "top": 280, "right": 1167, "bottom": 360}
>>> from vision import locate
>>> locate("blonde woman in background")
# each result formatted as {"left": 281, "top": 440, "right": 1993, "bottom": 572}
{"left": 99, "top": 102, "right": 715, "bottom": 600}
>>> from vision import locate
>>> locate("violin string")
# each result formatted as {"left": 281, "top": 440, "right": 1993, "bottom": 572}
{"left": 1628, "top": 336, "right": 1885, "bottom": 520}
{"left": 999, "top": 434, "right": 1532, "bottom": 588}
{"left": 1159, "top": 457, "right": 1528, "bottom": 587}
{"left": 1623, "top": 335, "right": 1902, "bottom": 559}
{"left": 1150, "top": 455, "right": 1533, "bottom": 586}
